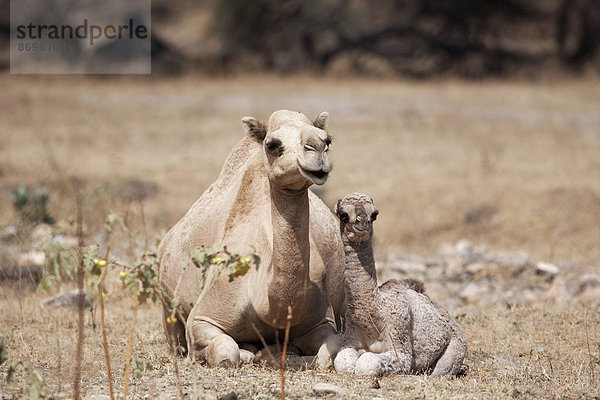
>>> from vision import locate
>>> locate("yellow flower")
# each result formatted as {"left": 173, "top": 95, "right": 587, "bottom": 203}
{"left": 211, "top": 257, "right": 225, "bottom": 264}
{"left": 241, "top": 257, "right": 251, "bottom": 264}
{"left": 94, "top": 258, "right": 99, "bottom": 264}
{"left": 98, "top": 259, "right": 107, "bottom": 267}
{"left": 233, "top": 262, "right": 250, "bottom": 277}
{"left": 119, "top": 271, "right": 127, "bottom": 280}
{"left": 166, "top": 317, "right": 178, "bottom": 324}
{"left": 102, "top": 292, "right": 107, "bottom": 299}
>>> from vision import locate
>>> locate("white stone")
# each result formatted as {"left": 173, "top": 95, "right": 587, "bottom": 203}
{"left": 19, "top": 251, "right": 46, "bottom": 267}
{"left": 312, "top": 383, "right": 346, "bottom": 396}
{"left": 536, "top": 261, "right": 560, "bottom": 275}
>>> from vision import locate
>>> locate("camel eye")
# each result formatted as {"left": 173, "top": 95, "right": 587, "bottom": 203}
{"left": 337, "top": 211, "right": 349, "bottom": 223}
{"left": 265, "top": 138, "right": 282, "bottom": 153}
{"left": 371, "top": 211, "right": 379, "bottom": 221}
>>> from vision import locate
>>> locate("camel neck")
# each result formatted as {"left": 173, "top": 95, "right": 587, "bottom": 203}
{"left": 267, "top": 184, "right": 311, "bottom": 327}
{"left": 342, "top": 237, "right": 382, "bottom": 334}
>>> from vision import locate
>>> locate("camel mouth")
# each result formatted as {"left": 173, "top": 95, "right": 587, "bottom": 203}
{"left": 299, "top": 167, "right": 329, "bottom": 185}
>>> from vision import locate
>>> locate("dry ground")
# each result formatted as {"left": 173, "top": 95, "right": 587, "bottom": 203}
{"left": 1, "top": 286, "right": 599, "bottom": 399}
{"left": 1, "top": 74, "right": 600, "bottom": 263}
{"left": 1, "top": 74, "right": 600, "bottom": 398}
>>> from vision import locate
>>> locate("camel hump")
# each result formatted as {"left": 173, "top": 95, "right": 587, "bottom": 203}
{"left": 380, "top": 278, "right": 426, "bottom": 294}
{"left": 402, "top": 278, "right": 426, "bottom": 294}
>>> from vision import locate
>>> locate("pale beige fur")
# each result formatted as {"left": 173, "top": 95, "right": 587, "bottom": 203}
{"left": 333, "top": 193, "right": 467, "bottom": 377}
{"left": 158, "top": 110, "right": 344, "bottom": 367}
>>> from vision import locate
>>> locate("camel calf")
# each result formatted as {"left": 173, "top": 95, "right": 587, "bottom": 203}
{"left": 333, "top": 193, "right": 467, "bottom": 377}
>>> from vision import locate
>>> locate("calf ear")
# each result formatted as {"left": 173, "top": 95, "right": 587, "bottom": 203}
{"left": 313, "top": 111, "right": 329, "bottom": 130}
{"left": 242, "top": 117, "right": 267, "bottom": 142}
{"left": 334, "top": 199, "right": 342, "bottom": 216}
{"left": 334, "top": 200, "right": 349, "bottom": 222}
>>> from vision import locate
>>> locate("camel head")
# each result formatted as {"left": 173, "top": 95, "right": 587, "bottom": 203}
{"left": 335, "top": 192, "right": 379, "bottom": 245}
{"left": 241, "top": 110, "right": 332, "bottom": 191}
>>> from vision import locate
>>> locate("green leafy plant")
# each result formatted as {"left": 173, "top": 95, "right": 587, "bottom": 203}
{"left": 119, "top": 252, "right": 160, "bottom": 305}
{"left": 191, "top": 245, "right": 260, "bottom": 283}
{"left": 10, "top": 185, "right": 55, "bottom": 225}
{"left": 40, "top": 243, "right": 102, "bottom": 293}
{"left": 0, "top": 334, "right": 7, "bottom": 366}
{"left": 28, "top": 370, "right": 49, "bottom": 400}
{"left": 40, "top": 242, "right": 77, "bottom": 291}
{"left": 3, "top": 352, "right": 49, "bottom": 400}
{"left": 104, "top": 211, "right": 125, "bottom": 235}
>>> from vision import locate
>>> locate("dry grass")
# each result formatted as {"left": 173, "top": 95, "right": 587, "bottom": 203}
{"left": 1, "top": 73, "right": 600, "bottom": 398}
{"left": 1, "top": 74, "right": 599, "bottom": 264}
{"left": 1, "top": 285, "right": 599, "bottom": 399}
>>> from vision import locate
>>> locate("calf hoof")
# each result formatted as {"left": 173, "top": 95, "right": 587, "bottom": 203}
{"left": 334, "top": 347, "right": 359, "bottom": 374}
{"left": 354, "top": 352, "right": 382, "bottom": 377}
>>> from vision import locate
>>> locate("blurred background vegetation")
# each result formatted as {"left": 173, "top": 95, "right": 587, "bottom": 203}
{"left": 2, "top": 0, "right": 599, "bottom": 78}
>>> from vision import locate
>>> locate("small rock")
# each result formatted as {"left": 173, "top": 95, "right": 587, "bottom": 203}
{"left": 458, "top": 282, "right": 485, "bottom": 303}
{"left": 83, "top": 395, "right": 111, "bottom": 400}
{"left": 547, "top": 276, "right": 567, "bottom": 302}
{"left": 536, "top": 262, "right": 559, "bottom": 276}
{"left": 386, "top": 258, "right": 426, "bottom": 276}
{"left": 575, "top": 274, "right": 600, "bottom": 304}
{"left": 577, "top": 274, "right": 600, "bottom": 291}
{"left": 0, "top": 265, "right": 43, "bottom": 286}
{"left": 30, "top": 224, "right": 53, "bottom": 249}
{"left": 313, "top": 382, "right": 346, "bottom": 396}
{"left": 456, "top": 239, "right": 473, "bottom": 256}
{"left": 19, "top": 251, "right": 46, "bottom": 267}
{"left": 41, "top": 289, "right": 92, "bottom": 309}
{"left": 493, "top": 355, "right": 522, "bottom": 378}
{"left": 3, "top": 225, "right": 17, "bottom": 237}
{"left": 53, "top": 234, "right": 80, "bottom": 248}
{"left": 464, "top": 204, "right": 497, "bottom": 224}
{"left": 217, "top": 392, "right": 238, "bottom": 400}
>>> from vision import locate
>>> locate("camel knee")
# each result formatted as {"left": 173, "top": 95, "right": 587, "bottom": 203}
{"left": 205, "top": 334, "right": 241, "bottom": 367}
{"left": 187, "top": 320, "right": 241, "bottom": 367}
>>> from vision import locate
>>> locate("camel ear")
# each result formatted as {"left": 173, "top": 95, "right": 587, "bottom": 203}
{"left": 313, "top": 111, "right": 329, "bottom": 130}
{"left": 242, "top": 117, "right": 267, "bottom": 142}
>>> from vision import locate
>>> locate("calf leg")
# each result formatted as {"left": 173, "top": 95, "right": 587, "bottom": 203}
{"left": 354, "top": 350, "right": 412, "bottom": 377}
{"left": 431, "top": 332, "right": 468, "bottom": 376}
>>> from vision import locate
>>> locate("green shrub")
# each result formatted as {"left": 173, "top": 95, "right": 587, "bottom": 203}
{"left": 10, "top": 185, "right": 55, "bottom": 225}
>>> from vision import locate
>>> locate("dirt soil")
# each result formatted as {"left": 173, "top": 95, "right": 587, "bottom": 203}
{"left": 1, "top": 74, "right": 600, "bottom": 399}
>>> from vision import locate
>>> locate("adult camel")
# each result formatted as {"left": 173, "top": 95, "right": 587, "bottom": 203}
{"left": 158, "top": 110, "right": 345, "bottom": 368}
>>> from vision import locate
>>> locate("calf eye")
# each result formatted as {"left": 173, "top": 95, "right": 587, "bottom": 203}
{"left": 371, "top": 211, "right": 379, "bottom": 221}
{"left": 337, "top": 211, "right": 350, "bottom": 223}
